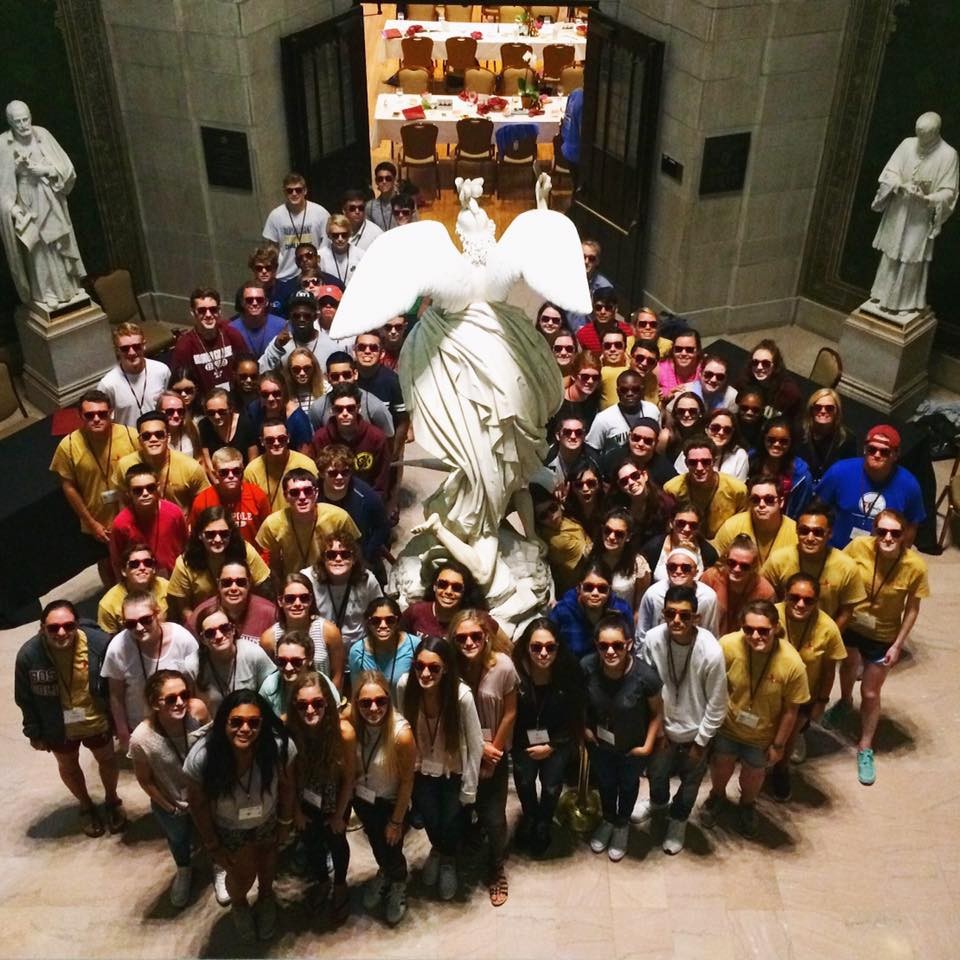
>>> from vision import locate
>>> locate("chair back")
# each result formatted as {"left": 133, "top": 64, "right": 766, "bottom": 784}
{"left": 496, "top": 126, "right": 537, "bottom": 161}
{"left": 464, "top": 67, "right": 497, "bottom": 94}
{"left": 443, "top": 3, "right": 475, "bottom": 21}
{"left": 0, "top": 360, "right": 27, "bottom": 421}
{"left": 501, "top": 66, "right": 536, "bottom": 96}
{"left": 500, "top": 41, "right": 533, "bottom": 69}
{"left": 93, "top": 269, "right": 143, "bottom": 326}
{"left": 559, "top": 64, "right": 584, "bottom": 93}
{"left": 400, "top": 121, "right": 440, "bottom": 162}
{"left": 406, "top": 4, "right": 438, "bottom": 20}
{"left": 498, "top": 5, "right": 527, "bottom": 22}
{"left": 552, "top": 133, "right": 570, "bottom": 174}
{"left": 809, "top": 346, "right": 843, "bottom": 389}
{"left": 398, "top": 67, "right": 432, "bottom": 95}
{"left": 542, "top": 42, "right": 575, "bottom": 79}
{"left": 455, "top": 117, "right": 494, "bottom": 156}
{"left": 529, "top": 6, "right": 559, "bottom": 20}
{"left": 445, "top": 36, "right": 479, "bottom": 72}
{"left": 401, "top": 35, "right": 435, "bottom": 72}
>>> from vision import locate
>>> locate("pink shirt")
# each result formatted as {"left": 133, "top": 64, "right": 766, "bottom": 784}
{"left": 657, "top": 359, "right": 702, "bottom": 402}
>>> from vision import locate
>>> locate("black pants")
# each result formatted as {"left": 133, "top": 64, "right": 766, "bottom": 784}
{"left": 302, "top": 805, "right": 350, "bottom": 884}
{"left": 474, "top": 759, "right": 510, "bottom": 869}
{"left": 353, "top": 796, "right": 407, "bottom": 882}
{"left": 412, "top": 772, "right": 464, "bottom": 857}
{"left": 589, "top": 745, "right": 646, "bottom": 827}
{"left": 512, "top": 741, "right": 573, "bottom": 827}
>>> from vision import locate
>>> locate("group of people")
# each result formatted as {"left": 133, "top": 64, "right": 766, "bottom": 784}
{"left": 13, "top": 171, "right": 932, "bottom": 942}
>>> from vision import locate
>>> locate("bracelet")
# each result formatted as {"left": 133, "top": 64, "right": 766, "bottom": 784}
{"left": 278, "top": 817, "right": 293, "bottom": 826}
{"left": 772, "top": 742, "right": 785, "bottom": 751}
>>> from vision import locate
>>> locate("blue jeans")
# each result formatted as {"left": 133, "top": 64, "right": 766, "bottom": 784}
{"left": 589, "top": 746, "right": 646, "bottom": 827}
{"left": 474, "top": 759, "right": 509, "bottom": 869}
{"left": 511, "top": 740, "right": 573, "bottom": 826}
{"left": 646, "top": 739, "right": 709, "bottom": 822}
{"left": 412, "top": 773, "right": 464, "bottom": 857}
{"left": 152, "top": 801, "right": 192, "bottom": 867}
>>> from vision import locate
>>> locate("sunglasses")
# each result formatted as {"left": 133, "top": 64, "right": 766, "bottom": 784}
{"left": 664, "top": 608, "right": 693, "bottom": 622}
{"left": 118, "top": 343, "right": 145, "bottom": 354}
{"left": 393, "top": 207, "right": 414, "bottom": 216}
{"left": 358, "top": 696, "right": 390, "bottom": 710}
{"left": 285, "top": 186, "right": 305, "bottom": 194}
{"left": 676, "top": 407, "right": 701, "bottom": 419}
{"left": 674, "top": 517, "right": 699, "bottom": 530}
{"left": 202, "top": 622, "right": 234, "bottom": 640}
{"left": 603, "top": 340, "right": 626, "bottom": 350}
{"left": 173, "top": 384, "right": 196, "bottom": 395}
{"left": 375, "top": 174, "right": 395, "bottom": 182}
{"left": 630, "top": 432, "right": 656, "bottom": 444}
{"left": 194, "top": 307, "right": 219, "bottom": 316}
{"left": 455, "top": 630, "right": 485, "bottom": 645}
{"left": 325, "top": 467, "right": 350, "bottom": 479}
{"left": 127, "top": 557, "right": 156, "bottom": 569}
{"left": 634, "top": 319, "right": 658, "bottom": 329}
{"left": 708, "top": 423, "right": 733, "bottom": 436}
{"left": 632, "top": 353, "right": 657, "bottom": 367}
{"left": 673, "top": 345, "right": 698, "bottom": 355}
{"left": 553, "top": 344, "right": 575, "bottom": 354}
{"left": 327, "top": 371, "right": 354, "bottom": 382}
{"left": 287, "top": 486, "right": 317, "bottom": 500}
{"left": 217, "top": 467, "right": 242, "bottom": 479}
{"left": 415, "top": 660, "right": 442, "bottom": 675}
{"left": 46, "top": 621, "right": 77, "bottom": 634}
{"left": 666, "top": 562, "right": 695, "bottom": 574}
{"left": 139, "top": 430, "right": 166, "bottom": 441}
{"left": 260, "top": 389, "right": 283, "bottom": 400}
{"left": 369, "top": 614, "right": 398, "bottom": 626}
{"left": 384, "top": 322, "right": 405, "bottom": 332}
{"left": 577, "top": 373, "right": 600, "bottom": 383}
{"left": 876, "top": 526, "right": 903, "bottom": 540}
{"left": 329, "top": 232, "right": 350, "bottom": 240}
{"left": 617, "top": 471, "right": 643, "bottom": 487}
{"left": 161, "top": 407, "right": 184, "bottom": 418}
{"left": 264, "top": 435, "right": 289, "bottom": 446}
{"left": 702, "top": 369, "right": 726, "bottom": 381}
{"left": 738, "top": 404, "right": 761, "bottom": 414}
{"left": 539, "top": 313, "right": 562, "bottom": 324}
{"left": 161, "top": 691, "right": 189, "bottom": 707}
{"left": 277, "top": 655, "right": 306, "bottom": 668}
{"left": 296, "top": 698, "right": 326, "bottom": 713}
{"left": 744, "top": 625, "right": 772, "bottom": 638}
{"left": 560, "top": 427, "right": 584, "bottom": 439}
{"left": 529, "top": 641, "right": 558, "bottom": 655}
{"left": 435, "top": 578, "right": 464, "bottom": 593}
{"left": 725, "top": 558, "right": 752, "bottom": 572}
{"left": 597, "top": 640, "right": 626, "bottom": 652}
{"left": 325, "top": 549, "right": 353, "bottom": 561}
{"left": 603, "top": 526, "right": 627, "bottom": 541}
{"left": 290, "top": 364, "right": 314, "bottom": 374}
{"left": 765, "top": 436, "right": 791, "bottom": 448}
{"left": 355, "top": 343, "right": 380, "bottom": 353}
{"left": 206, "top": 408, "right": 229, "bottom": 420}
{"left": 812, "top": 403, "right": 837, "bottom": 414}
{"left": 123, "top": 614, "right": 155, "bottom": 631}
{"left": 583, "top": 254, "right": 598, "bottom": 263}
{"left": 345, "top": 203, "right": 366, "bottom": 212}
{"left": 751, "top": 358, "right": 773, "bottom": 368}
{"left": 243, "top": 296, "right": 266, "bottom": 305}
{"left": 787, "top": 593, "right": 816, "bottom": 605}
{"left": 131, "top": 483, "right": 158, "bottom": 496}
{"left": 581, "top": 582, "right": 610, "bottom": 594}
{"left": 574, "top": 478, "right": 598, "bottom": 490}
{"left": 228, "top": 716, "right": 262, "bottom": 730}
{"left": 686, "top": 457, "right": 714, "bottom": 468}
{"left": 219, "top": 576, "right": 248, "bottom": 588}
{"left": 593, "top": 302, "right": 615, "bottom": 312}
{"left": 866, "top": 444, "right": 894, "bottom": 458}
{"left": 750, "top": 493, "right": 779, "bottom": 506}
{"left": 282, "top": 592, "right": 310, "bottom": 605}
{"left": 203, "top": 529, "right": 230, "bottom": 541}
{"left": 334, "top": 404, "right": 359, "bottom": 414}
{"left": 797, "top": 524, "right": 827, "bottom": 537}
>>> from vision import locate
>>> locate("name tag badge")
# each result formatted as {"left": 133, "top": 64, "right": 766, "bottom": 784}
{"left": 737, "top": 709, "right": 760, "bottom": 729}
{"left": 597, "top": 725, "right": 616, "bottom": 745}
{"left": 62, "top": 706, "right": 86, "bottom": 724}
{"left": 237, "top": 803, "right": 263, "bottom": 822}
{"left": 420, "top": 757, "right": 444, "bottom": 777}
{"left": 527, "top": 728, "right": 550, "bottom": 745}
{"left": 355, "top": 783, "right": 376, "bottom": 803}
{"left": 481, "top": 727, "right": 493, "bottom": 741}
{"left": 852, "top": 609, "right": 878, "bottom": 631}
{"left": 850, "top": 526, "right": 872, "bottom": 539}
{"left": 100, "top": 489, "right": 121, "bottom": 505}
{"left": 302, "top": 788, "right": 325, "bottom": 809}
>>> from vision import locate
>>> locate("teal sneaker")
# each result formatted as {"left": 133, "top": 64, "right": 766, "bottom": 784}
{"left": 857, "top": 748, "right": 876, "bottom": 785}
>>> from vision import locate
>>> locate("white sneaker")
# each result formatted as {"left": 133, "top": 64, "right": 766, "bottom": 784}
{"left": 438, "top": 862, "right": 458, "bottom": 901}
{"left": 170, "top": 866, "right": 192, "bottom": 908}
{"left": 630, "top": 798, "right": 668, "bottom": 825}
{"left": 362, "top": 870, "right": 387, "bottom": 910}
{"left": 589, "top": 820, "right": 614, "bottom": 854}
{"left": 608, "top": 823, "right": 629, "bottom": 862}
{"left": 662, "top": 818, "right": 687, "bottom": 855}
{"left": 384, "top": 880, "right": 407, "bottom": 925}
{"left": 790, "top": 732, "right": 808, "bottom": 764}
{"left": 421, "top": 849, "right": 440, "bottom": 886}
{"left": 213, "top": 865, "right": 231, "bottom": 906}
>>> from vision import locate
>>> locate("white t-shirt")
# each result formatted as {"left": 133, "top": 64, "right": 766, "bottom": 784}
{"left": 183, "top": 642, "right": 278, "bottom": 715}
{"left": 585, "top": 401, "right": 661, "bottom": 455}
{"left": 262, "top": 200, "right": 330, "bottom": 279}
{"left": 97, "top": 360, "right": 170, "bottom": 427}
{"left": 350, "top": 218, "right": 383, "bottom": 252}
{"left": 318, "top": 241, "right": 365, "bottom": 287}
{"left": 101, "top": 623, "right": 198, "bottom": 729}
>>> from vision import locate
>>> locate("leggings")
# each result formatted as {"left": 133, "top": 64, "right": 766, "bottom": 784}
{"left": 302, "top": 805, "right": 351, "bottom": 884}
{"left": 412, "top": 773, "right": 464, "bottom": 857}
{"left": 354, "top": 796, "right": 407, "bottom": 882}
{"left": 589, "top": 745, "right": 646, "bottom": 827}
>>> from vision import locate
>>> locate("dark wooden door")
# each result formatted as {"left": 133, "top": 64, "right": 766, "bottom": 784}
{"left": 281, "top": 7, "right": 371, "bottom": 211}
{"left": 569, "top": 10, "right": 664, "bottom": 307}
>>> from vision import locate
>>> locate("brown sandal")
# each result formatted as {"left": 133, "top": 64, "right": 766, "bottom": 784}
{"left": 488, "top": 868, "right": 508, "bottom": 907}
{"left": 79, "top": 805, "right": 104, "bottom": 838}
{"left": 104, "top": 799, "right": 127, "bottom": 834}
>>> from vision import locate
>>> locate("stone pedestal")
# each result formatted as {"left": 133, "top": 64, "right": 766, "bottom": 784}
{"left": 837, "top": 301, "right": 937, "bottom": 417}
{"left": 14, "top": 297, "right": 114, "bottom": 413}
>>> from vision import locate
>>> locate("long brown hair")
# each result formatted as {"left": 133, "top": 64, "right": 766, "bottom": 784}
{"left": 402, "top": 635, "right": 461, "bottom": 763}
{"left": 286, "top": 671, "right": 344, "bottom": 783}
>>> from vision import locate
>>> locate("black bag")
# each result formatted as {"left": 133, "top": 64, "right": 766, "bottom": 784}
{"left": 913, "top": 412, "right": 959, "bottom": 461}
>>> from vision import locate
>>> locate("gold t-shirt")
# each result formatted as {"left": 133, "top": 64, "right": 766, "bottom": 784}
{"left": 97, "top": 578, "right": 170, "bottom": 634}
{"left": 711, "top": 512, "right": 797, "bottom": 567}
{"left": 663, "top": 473, "right": 748, "bottom": 540}
{"left": 255, "top": 506, "right": 361, "bottom": 577}
{"left": 761, "top": 545, "right": 867, "bottom": 620}
{"left": 775, "top": 603, "right": 846, "bottom": 694}
{"left": 112, "top": 449, "right": 209, "bottom": 513}
{"left": 243, "top": 452, "right": 318, "bottom": 512}
{"left": 167, "top": 542, "right": 270, "bottom": 608}
{"left": 47, "top": 631, "right": 109, "bottom": 739}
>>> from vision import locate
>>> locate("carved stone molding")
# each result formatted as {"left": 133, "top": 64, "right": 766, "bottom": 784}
{"left": 54, "top": 0, "right": 148, "bottom": 290}
{"left": 798, "top": 0, "right": 896, "bottom": 313}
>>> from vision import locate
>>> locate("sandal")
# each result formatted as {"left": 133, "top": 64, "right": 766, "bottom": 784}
{"left": 330, "top": 884, "right": 350, "bottom": 926}
{"left": 488, "top": 868, "right": 508, "bottom": 907}
{"left": 79, "top": 805, "right": 104, "bottom": 838}
{"left": 104, "top": 799, "right": 127, "bottom": 834}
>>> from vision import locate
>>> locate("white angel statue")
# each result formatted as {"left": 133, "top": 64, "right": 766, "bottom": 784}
{"left": 329, "top": 175, "right": 591, "bottom": 620}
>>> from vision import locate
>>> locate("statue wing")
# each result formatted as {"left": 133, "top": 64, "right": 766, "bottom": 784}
{"left": 487, "top": 209, "right": 593, "bottom": 314}
{"left": 328, "top": 220, "right": 469, "bottom": 339}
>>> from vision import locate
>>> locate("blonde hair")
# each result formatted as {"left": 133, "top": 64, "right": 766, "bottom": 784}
{"left": 327, "top": 213, "right": 351, "bottom": 235}
{"left": 351, "top": 670, "right": 399, "bottom": 779}
{"left": 113, "top": 322, "right": 143, "bottom": 345}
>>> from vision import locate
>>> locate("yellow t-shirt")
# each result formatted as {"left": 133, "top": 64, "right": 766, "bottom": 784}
{"left": 599, "top": 366, "right": 660, "bottom": 411}
{"left": 627, "top": 334, "right": 673, "bottom": 359}
{"left": 255, "top": 506, "right": 361, "bottom": 576}
{"left": 244, "top": 452, "right": 318, "bottom": 512}
{"left": 775, "top": 603, "right": 846, "bottom": 695}
{"left": 842, "top": 537, "right": 930, "bottom": 645}
{"left": 167, "top": 541, "right": 270, "bottom": 608}
{"left": 112, "top": 449, "right": 209, "bottom": 513}
{"left": 47, "top": 631, "right": 110, "bottom": 738}
{"left": 711, "top": 512, "right": 797, "bottom": 567}
{"left": 718, "top": 631, "right": 810, "bottom": 747}
{"left": 49, "top": 425, "right": 138, "bottom": 533}
{"left": 97, "top": 578, "right": 170, "bottom": 634}
{"left": 539, "top": 515, "right": 592, "bottom": 595}
{"left": 761, "top": 545, "right": 867, "bottom": 620}
{"left": 663, "top": 473, "right": 748, "bottom": 540}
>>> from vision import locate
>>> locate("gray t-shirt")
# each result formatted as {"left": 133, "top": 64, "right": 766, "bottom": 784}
{"left": 471, "top": 652, "right": 519, "bottom": 750}
{"left": 183, "top": 734, "right": 296, "bottom": 829}
{"left": 127, "top": 715, "right": 207, "bottom": 804}
{"left": 183, "top": 642, "right": 278, "bottom": 715}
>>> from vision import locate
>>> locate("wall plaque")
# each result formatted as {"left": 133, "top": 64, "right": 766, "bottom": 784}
{"left": 200, "top": 126, "right": 252, "bottom": 191}
{"left": 699, "top": 132, "right": 751, "bottom": 196}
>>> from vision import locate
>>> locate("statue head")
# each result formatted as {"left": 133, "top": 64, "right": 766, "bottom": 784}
{"left": 915, "top": 111, "right": 942, "bottom": 152}
{"left": 5, "top": 100, "right": 32, "bottom": 141}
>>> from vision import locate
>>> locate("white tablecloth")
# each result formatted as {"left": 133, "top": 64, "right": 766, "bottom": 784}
{"left": 377, "top": 20, "right": 586, "bottom": 62}
{"left": 371, "top": 93, "right": 566, "bottom": 148}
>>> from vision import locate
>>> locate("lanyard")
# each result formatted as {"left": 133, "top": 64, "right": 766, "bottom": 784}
{"left": 744, "top": 639, "right": 777, "bottom": 705}
{"left": 361, "top": 728, "right": 383, "bottom": 781}
{"left": 753, "top": 518, "right": 782, "bottom": 566}
{"left": 238, "top": 762, "right": 256, "bottom": 799}
{"left": 326, "top": 581, "right": 352, "bottom": 630}
{"left": 122, "top": 369, "right": 148, "bottom": 415}
{"left": 786, "top": 614, "right": 815, "bottom": 652}
{"left": 206, "top": 649, "right": 237, "bottom": 697}
{"left": 692, "top": 475, "right": 719, "bottom": 532}
{"left": 351, "top": 221, "right": 366, "bottom": 247}
{"left": 287, "top": 204, "right": 308, "bottom": 244}
{"left": 81, "top": 430, "right": 114, "bottom": 486}
{"left": 363, "top": 638, "right": 401, "bottom": 691}
{"left": 868, "top": 548, "right": 901, "bottom": 606}
{"left": 423, "top": 710, "right": 441, "bottom": 752}
{"left": 290, "top": 515, "right": 318, "bottom": 569}
{"left": 859, "top": 468, "right": 890, "bottom": 522}
{"left": 667, "top": 635, "right": 695, "bottom": 691}
{"left": 160, "top": 718, "right": 189, "bottom": 763}
{"left": 531, "top": 679, "right": 552, "bottom": 729}
{"left": 43, "top": 638, "right": 77, "bottom": 705}
{"left": 378, "top": 197, "right": 394, "bottom": 229}
{"left": 265, "top": 456, "right": 288, "bottom": 508}
{"left": 135, "top": 634, "right": 163, "bottom": 681}
{"left": 800, "top": 549, "right": 829, "bottom": 586}
{"left": 331, "top": 248, "right": 351, "bottom": 286}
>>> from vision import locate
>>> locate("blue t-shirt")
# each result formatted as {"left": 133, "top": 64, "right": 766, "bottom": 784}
{"left": 816, "top": 457, "right": 925, "bottom": 547}
{"left": 560, "top": 89, "right": 583, "bottom": 164}
{"left": 229, "top": 313, "right": 287, "bottom": 360}
{"left": 348, "top": 633, "right": 418, "bottom": 706}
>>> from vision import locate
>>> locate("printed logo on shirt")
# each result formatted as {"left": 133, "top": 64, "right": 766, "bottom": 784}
{"left": 192, "top": 346, "right": 235, "bottom": 374}
{"left": 233, "top": 510, "right": 254, "bottom": 528}
{"left": 29, "top": 668, "right": 58, "bottom": 696}
{"left": 858, "top": 492, "right": 886, "bottom": 516}
{"left": 355, "top": 451, "right": 374, "bottom": 473}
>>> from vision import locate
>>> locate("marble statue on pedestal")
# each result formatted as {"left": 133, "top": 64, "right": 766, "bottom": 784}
{"left": 869, "top": 111, "right": 958, "bottom": 314}
{"left": 0, "top": 100, "right": 86, "bottom": 308}
{"left": 329, "top": 175, "right": 592, "bottom": 634}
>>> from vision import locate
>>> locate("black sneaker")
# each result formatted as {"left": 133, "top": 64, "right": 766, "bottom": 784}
{"left": 769, "top": 765, "right": 792, "bottom": 803}
{"left": 738, "top": 804, "right": 759, "bottom": 838}
{"left": 699, "top": 792, "right": 723, "bottom": 829}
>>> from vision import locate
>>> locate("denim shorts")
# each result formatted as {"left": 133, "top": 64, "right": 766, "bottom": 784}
{"left": 713, "top": 732, "right": 767, "bottom": 769}
{"left": 843, "top": 629, "right": 889, "bottom": 665}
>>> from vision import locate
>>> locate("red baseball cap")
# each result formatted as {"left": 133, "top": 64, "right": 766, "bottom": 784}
{"left": 316, "top": 285, "right": 342, "bottom": 303}
{"left": 866, "top": 424, "right": 901, "bottom": 449}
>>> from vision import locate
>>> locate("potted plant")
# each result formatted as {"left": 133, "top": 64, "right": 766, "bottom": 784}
{"left": 518, "top": 52, "right": 542, "bottom": 109}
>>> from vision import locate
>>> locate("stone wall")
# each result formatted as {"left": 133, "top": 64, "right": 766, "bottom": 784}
{"left": 602, "top": 0, "right": 849, "bottom": 335}
{"left": 100, "top": 0, "right": 351, "bottom": 324}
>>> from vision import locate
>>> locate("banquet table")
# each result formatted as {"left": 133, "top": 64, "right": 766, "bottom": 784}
{"left": 377, "top": 19, "right": 587, "bottom": 63}
{"left": 371, "top": 92, "right": 566, "bottom": 148}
